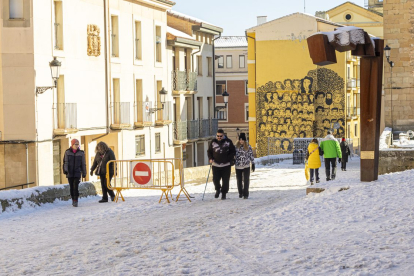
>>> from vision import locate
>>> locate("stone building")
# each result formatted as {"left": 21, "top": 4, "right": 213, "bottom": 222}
{"left": 383, "top": 0, "right": 414, "bottom": 133}
{"left": 215, "top": 36, "right": 248, "bottom": 143}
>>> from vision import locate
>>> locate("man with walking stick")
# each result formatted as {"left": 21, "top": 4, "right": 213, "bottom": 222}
{"left": 207, "top": 129, "right": 236, "bottom": 200}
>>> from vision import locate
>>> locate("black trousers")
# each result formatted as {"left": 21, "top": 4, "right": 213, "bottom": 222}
{"left": 324, "top": 158, "right": 337, "bottom": 179}
{"left": 68, "top": 177, "right": 80, "bottom": 201}
{"left": 310, "top": 168, "right": 319, "bottom": 182}
{"left": 341, "top": 160, "right": 347, "bottom": 170}
{"left": 236, "top": 168, "right": 250, "bottom": 197}
{"left": 212, "top": 166, "right": 231, "bottom": 194}
{"left": 100, "top": 174, "right": 115, "bottom": 200}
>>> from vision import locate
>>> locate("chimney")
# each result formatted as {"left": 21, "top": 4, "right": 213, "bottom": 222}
{"left": 257, "top": 16, "right": 267, "bottom": 26}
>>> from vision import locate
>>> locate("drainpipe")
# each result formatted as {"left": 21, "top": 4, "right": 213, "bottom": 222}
{"left": 245, "top": 31, "right": 256, "bottom": 149}
{"left": 26, "top": 143, "right": 29, "bottom": 184}
{"left": 212, "top": 33, "right": 221, "bottom": 119}
{"left": 104, "top": 0, "right": 110, "bottom": 136}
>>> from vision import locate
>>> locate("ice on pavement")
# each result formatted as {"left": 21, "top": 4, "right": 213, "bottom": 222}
{"left": 1, "top": 158, "right": 414, "bottom": 275}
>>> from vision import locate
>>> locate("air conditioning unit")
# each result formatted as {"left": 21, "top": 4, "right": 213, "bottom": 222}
{"left": 156, "top": 36, "right": 161, "bottom": 44}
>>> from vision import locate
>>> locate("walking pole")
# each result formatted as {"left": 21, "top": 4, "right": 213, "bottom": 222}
{"left": 202, "top": 165, "right": 212, "bottom": 201}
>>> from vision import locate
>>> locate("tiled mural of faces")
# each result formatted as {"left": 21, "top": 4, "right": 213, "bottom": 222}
{"left": 256, "top": 68, "right": 345, "bottom": 156}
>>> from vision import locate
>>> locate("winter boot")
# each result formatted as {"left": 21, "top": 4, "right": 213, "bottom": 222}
{"left": 325, "top": 168, "right": 331, "bottom": 181}
{"left": 99, "top": 198, "right": 108, "bottom": 203}
{"left": 221, "top": 193, "right": 226, "bottom": 200}
{"left": 316, "top": 179, "right": 320, "bottom": 184}
{"left": 310, "top": 182, "right": 314, "bottom": 185}
{"left": 71, "top": 199, "right": 75, "bottom": 207}
{"left": 215, "top": 190, "right": 220, "bottom": 199}
{"left": 331, "top": 167, "right": 337, "bottom": 180}
{"left": 243, "top": 196, "right": 248, "bottom": 199}
{"left": 73, "top": 200, "right": 78, "bottom": 207}
{"left": 239, "top": 194, "right": 243, "bottom": 198}
{"left": 111, "top": 195, "right": 115, "bottom": 202}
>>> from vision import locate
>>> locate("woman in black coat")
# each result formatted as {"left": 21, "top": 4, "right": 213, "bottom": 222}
{"left": 63, "top": 139, "right": 86, "bottom": 207}
{"left": 339, "top": 138, "right": 351, "bottom": 171}
{"left": 90, "top": 141, "right": 116, "bottom": 203}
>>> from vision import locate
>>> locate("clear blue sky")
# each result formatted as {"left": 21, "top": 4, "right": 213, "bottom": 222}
{"left": 172, "top": 0, "right": 366, "bottom": 35}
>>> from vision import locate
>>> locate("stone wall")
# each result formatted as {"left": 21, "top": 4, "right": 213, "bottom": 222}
{"left": 379, "top": 149, "right": 414, "bottom": 175}
{"left": 383, "top": 0, "right": 414, "bottom": 130}
{"left": 0, "top": 182, "right": 97, "bottom": 213}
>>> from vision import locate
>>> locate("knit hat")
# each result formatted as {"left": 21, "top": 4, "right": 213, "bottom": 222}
{"left": 342, "top": 138, "right": 346, "bottom": 142}
{"left": 239, "top": 133, "right": 247, "bottom": 141}
{"left": 71, "top": 139, "right": 79, "bottom": 146}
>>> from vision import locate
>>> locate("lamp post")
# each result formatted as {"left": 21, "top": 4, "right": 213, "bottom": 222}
{"left": 215, "top": 90, "right": 230, "bottom": 119}
{"left": 384, "top": 45, "right": 394, "bottom": 144}
{"left": 36, "top": 57, "right": 61, "bottom": 94}
{"left": 149, "top": 87, "right": 168, "bottom": 113}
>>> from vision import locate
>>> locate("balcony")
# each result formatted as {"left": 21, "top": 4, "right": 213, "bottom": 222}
{"left": 134, "top": 101, "right": 152, "bottom": 128}
{"left": 155, "top": 101, "right": 172, "bottom": 126}
{"left": 173, "top": 121, "right": 188, "bottom": 144}
{"left": 346, "top": 107, "right": 360, "bottom": 118}
{"left": 172, "top": 70, "right": 198, "bottom": 94}
{"left": 199, "top": 119, "right": 210, "bottom": 139}
{"left": 111, "top": 102, "right": 131, "bottom": 130}
{"left": 347, "top": 78, "right": 356, "bottom": 89}
{"left": 187, "top": 120, "right": 200, "bottom": 141}
{"left": 54, "top": 103, "right": 78, "bottom": 135}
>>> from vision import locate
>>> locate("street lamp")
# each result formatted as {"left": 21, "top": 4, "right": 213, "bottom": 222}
{"left": 384, "top": 45, "right": 394, "bottom": 144}
{"left": 215, "top": 90, "right": 230, "bottom": 117}
{"left": 149, "top": 87, "right": 168, "bottom": 113}
{"left": 36, "top": 57, "right": 62, "bottom": 94}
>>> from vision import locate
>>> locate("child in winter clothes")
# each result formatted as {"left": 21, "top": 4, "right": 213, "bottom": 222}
{"left": 63, "top": 139, "right": 87, "bottom": 207}
{"left": 306, "top": 138, "right": 321, "bottom": 185}
{"left": 235, "top": 133, "right": 255, "bottom": 199}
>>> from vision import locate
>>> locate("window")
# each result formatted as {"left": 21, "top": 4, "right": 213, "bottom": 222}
{"left": 207, "top": 57, "right": 212, "bottom": 76}
{"left": 245, "top": 80, "right": 248, "bottom": 95}
{"left": 345, "top": 14, "right": 352, "bottom": 21}
{"left": 217, "top": 109, "right": 227, "bottom": 120}
{"left": 354, "top": 123, "right": 358, "bottom": 137}
{"left": 54, "top": 1, "right": 64, "bottom": 50}
{"left": 111, "top": 15, "right": 119, "bottom": 57}
{"left": 10, "top": 0, "right": 23, "bottom": 19}
{"left": 239, "top": 55, "right": 245, "bottom": 68}
{"left": 347, "top": 123, "right": 351, "bottom": 138}
{"left": 155, "top": 26, "right": 162, "bottom": 62}
{"left": 155, "top": 133, "right": 161, "bottom": 153}
{"left": 135, "top": 21, "right": 142, "bottom": 60}
{"left": 245, "top": 104, "right": 249, "bottom": 122}
{"left": 216, "top": 81, "right": 226, "bottom": 95}
{"left": 136, "top": 79, "right": 143, "bottom": 122}
{"left": 218, "top": 56, "right": 224, "bottom": 68}
{"left": 135, "top": 135, "right": 145, "bottom": 156}
{"left": 226, "top": 55, "right": 232, "bottom": 68}
{"left": 197, "top": 55, "right": 203, "bottom": 76}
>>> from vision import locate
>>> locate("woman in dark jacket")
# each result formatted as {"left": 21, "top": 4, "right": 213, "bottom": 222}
{"left": 235, "top": 133, "right": 255, "bottom": 199}
{"left": 63, "top": 139, "right": 86, "bottom": 207}
{"left": 90, "top": 141, "right": 116, "bottom": 203}
{"left": 339, "top": 138, "right": 351, "bottom": 171}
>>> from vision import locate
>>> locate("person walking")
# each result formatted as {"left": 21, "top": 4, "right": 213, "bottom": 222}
{"left": 339, "top": 138, "right": 351, "bottom": 171}
{"left": 319, "top": 130, "right": 342, "bottom": 181}
{"left": 63, "top": 139, "right": 86, "bottom": 207}
{"left": 306, "top": 138, "right": 321, "bottom": 185}
{"left": 235, "top": 133, "right": 255, "bottom": 199}
{"left": 207, "top": 129, "right": 236, "bottom": 200}
{"left": 90, "top": 141, "right": 116, "bottom": 203}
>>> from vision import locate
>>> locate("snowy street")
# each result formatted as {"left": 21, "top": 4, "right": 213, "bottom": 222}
{"left": 1, "top": 159, "right": 414, "bottom": 275}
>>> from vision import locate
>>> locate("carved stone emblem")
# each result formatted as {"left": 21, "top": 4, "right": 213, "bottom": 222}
{"left": 87, "top": 24, "right": 101, "bottom": 57}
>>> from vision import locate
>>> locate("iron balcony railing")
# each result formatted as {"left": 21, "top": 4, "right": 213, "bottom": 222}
{"left": 210, "top": 118, "right": 219, "bottom": 136}
{"left": 56, "top": 103, "right": 77, "bottom": 129}
{"left": 135, "top": 101, "right": 152, "bottom": 124}
{"left": 187, "top": 120, "right": 200, "bottom": 140}
{"left": 347, "top": 78, "right": 356, "bottom": 89}
{"left": 200, "top": 119, "right": 210, "bottom": 138}
{"left": 172, "top": 70, "right": 198, "bottom": 91}
{"left": 173, "top": 121, "right": 188, "bottom": 141}
{"left": 113, "top": 102, "right": 130, "bottom": 125}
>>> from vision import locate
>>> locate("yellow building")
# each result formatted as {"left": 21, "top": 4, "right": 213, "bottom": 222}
{"left": 246, "top": 13, "right": 361, "bottom": 157}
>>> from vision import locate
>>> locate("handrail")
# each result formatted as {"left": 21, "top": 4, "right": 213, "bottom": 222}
{"left": 0, "top": 182, "right": 35, "bottom": 191}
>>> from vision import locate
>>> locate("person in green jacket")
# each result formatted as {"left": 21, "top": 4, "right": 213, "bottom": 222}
{"left": 319, "top": 130, "right": 342, "bottom": 181}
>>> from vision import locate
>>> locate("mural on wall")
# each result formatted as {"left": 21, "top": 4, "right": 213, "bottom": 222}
{"left": 256, "top": 68, "right": 345, "bottom": 157}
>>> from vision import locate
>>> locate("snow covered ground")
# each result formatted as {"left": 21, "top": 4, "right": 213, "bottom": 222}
{"left": 1, "top": 158, "right": 414, "bottom": 275}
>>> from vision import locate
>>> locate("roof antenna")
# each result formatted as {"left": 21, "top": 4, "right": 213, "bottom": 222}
{"left": 304, "top": 0, "right": 306, "bottom": 13}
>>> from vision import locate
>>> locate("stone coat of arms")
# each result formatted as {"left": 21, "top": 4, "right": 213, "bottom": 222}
{"left": 87, "top": 24, "right": 101, "bottom": 57}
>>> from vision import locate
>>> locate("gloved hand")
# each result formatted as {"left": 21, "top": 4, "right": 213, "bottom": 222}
{"left": 230, "top": 159, "right": 235, "bottom": 166}
{"left": 82, "top": 175, "right": 86, "bottom": 179}
{"left": 251, "top": 163, "right": 255, "bottom": 172}
{"left": 63, "top": 171, "right": 68, "bottom": 175}
{"left": 338, "top": 158, "right": 341, "bottom": 163}
{"left": 90, "top": 171, "right": 94, "bottom": 176}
